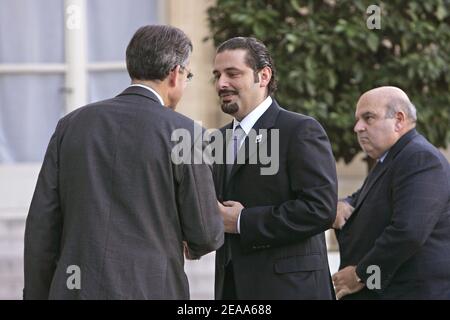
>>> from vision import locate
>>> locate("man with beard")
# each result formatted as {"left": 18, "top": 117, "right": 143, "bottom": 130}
{"left": 332, "top": 86, "right": 450, "bottom": 299}
{"left": 211, "top": 37, "right": 338, "bottom": 299}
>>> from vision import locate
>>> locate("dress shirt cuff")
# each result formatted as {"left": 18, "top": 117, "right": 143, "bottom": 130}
{"left": 237, "top": 208, "right": 243, "bottom": 234}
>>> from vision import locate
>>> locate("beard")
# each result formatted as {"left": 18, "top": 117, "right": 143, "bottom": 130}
{"left": 219, "top": 89, "right": 239, "bottom": 115}
{"left": 221, "top": 102, "right": 239, "bottom": 115}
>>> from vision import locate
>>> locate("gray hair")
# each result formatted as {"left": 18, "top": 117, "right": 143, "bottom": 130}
{"left": 126, "top": 25, "right": 192, "bottom": 81}
{"left": 385, "top": 98, "right": 417, "bottom": 123}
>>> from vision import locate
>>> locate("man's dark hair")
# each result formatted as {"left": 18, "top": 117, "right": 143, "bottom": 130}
{"left": 126, "top": 25, "right": 193, "bottom": 81}
{"left": 217, "top": 37, "right": 277, "bottom": 96}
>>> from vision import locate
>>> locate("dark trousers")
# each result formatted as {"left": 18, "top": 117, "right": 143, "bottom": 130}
{"left": 222, "top": 262, "right": 237, "bottom": 300}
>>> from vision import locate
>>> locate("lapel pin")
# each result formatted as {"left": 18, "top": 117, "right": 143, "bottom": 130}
{"left": 256, "top": 134, "right": 263, "bottom": 143}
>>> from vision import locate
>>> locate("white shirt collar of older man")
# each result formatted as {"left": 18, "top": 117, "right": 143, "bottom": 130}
{"left": 379, "top": 151, "right": 388, "bottom": 163}
{"left": 129, "top": 84, "right": 164, "bottom": 106}
{"left": 232, "top": 96, "right": 273, "bottom": 135}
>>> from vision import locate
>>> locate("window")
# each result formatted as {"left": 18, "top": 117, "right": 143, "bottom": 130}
{"left": 0, "top": 0, "right": 162, "bottom": 162}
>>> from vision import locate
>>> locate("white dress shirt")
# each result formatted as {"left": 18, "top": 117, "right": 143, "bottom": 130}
{"left": 379, "top": 151, "right": 388, "bottom": 163}
{"left": 233, "top": 96, "right": 273, "bottom": 233}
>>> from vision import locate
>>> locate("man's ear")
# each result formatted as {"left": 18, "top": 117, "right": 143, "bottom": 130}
{"left": 168, "top": 65, "right": 181, "bottom": 87}
{"left": 258, "top": 66, "right": 272, "bottom": 89}
{"left": 394, "top": 111, "right": 406, "bottom": 131}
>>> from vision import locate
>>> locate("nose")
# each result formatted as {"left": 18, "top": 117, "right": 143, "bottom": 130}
{"left": 354, "top": 119, "right": 365, "bottom": 133}
{"left": 215, "top": 74, "right": 229, "bottom": 91}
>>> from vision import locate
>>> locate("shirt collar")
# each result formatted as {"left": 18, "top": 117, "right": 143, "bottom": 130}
{"left": 129, "top": 84, "right": 164, "bottom": 105}
{"left": 232, "top": 96, "right": 273, "bottom": 134}
{"left": 379, "top": 151, "right": 388, "bottom": 163}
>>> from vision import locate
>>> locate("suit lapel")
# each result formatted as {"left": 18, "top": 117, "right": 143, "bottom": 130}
{"left": 354, "top": 161, "right": 389, "bottom": 209}
{"left": 353, "top": 129, "right": 419, "bottom": 211}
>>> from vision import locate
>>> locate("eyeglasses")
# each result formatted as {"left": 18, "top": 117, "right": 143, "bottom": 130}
{"left": 179, "top": 65, "right": 194, "bottom": 82}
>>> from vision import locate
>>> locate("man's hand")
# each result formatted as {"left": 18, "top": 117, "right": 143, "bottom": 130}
{"left": 218, "top": 200, "right": 244, "bottom": 233}
{"left": 332, "top": 266, "right": 365, "bottom": 299}
{"left": 332, "top": 201, "right": 354, "bottom": 229}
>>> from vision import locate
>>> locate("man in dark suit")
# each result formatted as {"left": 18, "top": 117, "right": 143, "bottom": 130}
{"left": 332, "top": 86, "right": 450, "bottom": 300}
{"left": 24, "top": 25, "right": 223, "bottom": 299}
{"left": 211, "top": 37, "right": 338, "bottom": 299}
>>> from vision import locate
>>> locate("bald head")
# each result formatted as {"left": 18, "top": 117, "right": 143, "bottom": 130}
{"left": 354, "top": 86, "right": 417, "bottom": 160}
{"left": 360, "top": 86, "right": 409, "bottom": 101}
{"left": 358, "top": 86, "right": 417, "bottom": 125}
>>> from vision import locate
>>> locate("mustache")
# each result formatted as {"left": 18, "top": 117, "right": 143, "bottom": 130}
{"left": 218, "top": 89, "right": 238, "bottom": 97}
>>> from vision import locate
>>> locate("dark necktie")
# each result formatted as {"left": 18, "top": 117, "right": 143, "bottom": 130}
{"left": 226, "top": 125, "right": 245, "bottom": 181}
{"left": 224, "top": 125, "right": 245, "bottom": 265}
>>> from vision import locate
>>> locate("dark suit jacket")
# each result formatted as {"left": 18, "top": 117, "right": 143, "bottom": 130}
{"left": 24, "top": 86, "right": 224, "bottom": 299}
{"left": 336, "top": 129, "right": 450, "bottom": 299}
{"left": 213, "top": 100, "right": 338, "bottom": 299}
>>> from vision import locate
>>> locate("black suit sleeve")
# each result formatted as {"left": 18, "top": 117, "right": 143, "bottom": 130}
{"left": 24, "top": 122, "right": 63, "bottom": 299}
{"left": 240, "top": 118, "right": 337, "bottom": 250}
{"left": 355, "top": 150, "right": 449, "bottom": 291}
{"left": 174, "top": 138, "right": 224, "bottom": 259}
{"left": 343, "top": 189, "right": 361, "bottom": 207}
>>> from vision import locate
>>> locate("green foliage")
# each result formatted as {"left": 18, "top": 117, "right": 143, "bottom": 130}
{"left": 206, "top": 0, "right": 450, "bottom": 163}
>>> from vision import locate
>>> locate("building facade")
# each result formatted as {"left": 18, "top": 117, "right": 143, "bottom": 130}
{"left": 0, "top": 0, "right": 448, "bottom": 299}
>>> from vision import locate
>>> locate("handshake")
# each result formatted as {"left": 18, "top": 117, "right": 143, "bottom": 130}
{"left": 184, "top": 200, "right": 244, "bottom": 260}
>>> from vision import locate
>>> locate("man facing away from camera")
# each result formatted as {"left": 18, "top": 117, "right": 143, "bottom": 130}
{"left": 24, "top": 25, "right": 223, "bottom": 300}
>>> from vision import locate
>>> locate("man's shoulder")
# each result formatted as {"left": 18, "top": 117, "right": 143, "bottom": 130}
{"left": 58, "top": 95, "right": 125, "bottom": 122}
{"left": 275, "top": 106, "right": 326, "bottom": 135}
{"left": 393, "top": 133, "right": 449, "bottom": 172}
{"left": 277, "top": 107, "right": 316, "bottom": 123}
{"left": 59, "top": 94, "right": 198, "bottom": 129}
{"left": 400, "top": 133, "right": 443, "bottom": 159}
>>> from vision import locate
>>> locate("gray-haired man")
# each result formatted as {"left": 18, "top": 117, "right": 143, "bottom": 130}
{"left": 24, "top": 25, "right": 223, "bottom": 299}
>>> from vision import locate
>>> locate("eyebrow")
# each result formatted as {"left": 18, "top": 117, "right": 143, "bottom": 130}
{"left": 212, "top": 67, "right": 242, "bottom": 75}
{"left": 356, "top": 111, "right": 377, "bottom": 120}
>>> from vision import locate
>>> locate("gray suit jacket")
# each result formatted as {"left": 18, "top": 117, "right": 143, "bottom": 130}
{"left": 24, "top": 86, "right": 224, "bottom": 299}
